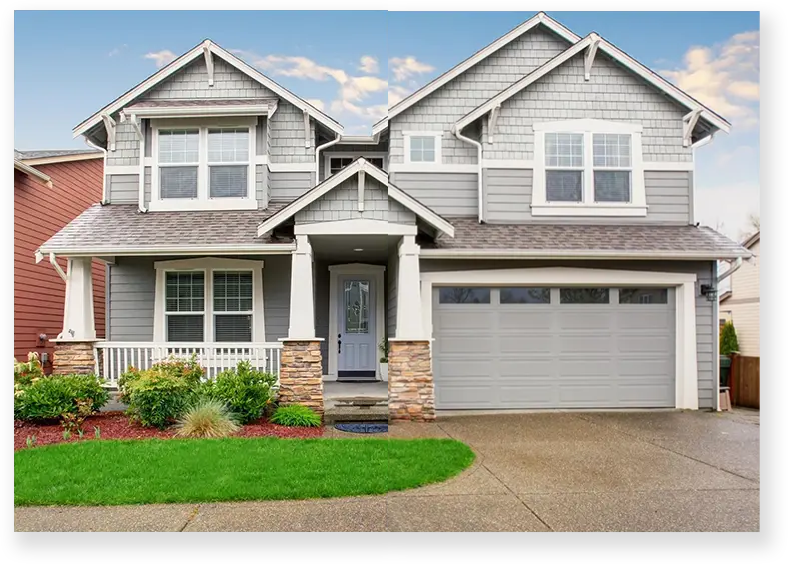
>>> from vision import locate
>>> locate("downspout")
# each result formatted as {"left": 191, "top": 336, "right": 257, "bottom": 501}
{"left": 315, "top": 133, "right": 342, "bottom": 186}
{"left": 717, "top": 257, "right": 743, "bottom": 284}
{"left": 453, "top": 126, "right": 483, "bottom": 223}
{"left": 84, "top": 136, "right": 108, "bottom": 205}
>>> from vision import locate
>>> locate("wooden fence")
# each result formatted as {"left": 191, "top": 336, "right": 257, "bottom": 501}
{"left": 730, "top": 355, "right": 760, "bottom": 409}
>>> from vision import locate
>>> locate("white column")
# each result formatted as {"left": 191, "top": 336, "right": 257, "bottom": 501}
{"left": 59, "top": 257, "right": 96, "bottom": 341}
{"left": 395, "top": 235, "right": 425, "bottom": 340}
{"left": 287, "top": 235, "right": 316, "bottom": 339}
{"left": 675, "top": 282, "right": 699, "bottom": 409}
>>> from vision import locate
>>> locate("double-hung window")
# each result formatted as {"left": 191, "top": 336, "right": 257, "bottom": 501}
{"left": 212, "top": 272, "right": 253, "bottom": 342}
{"left": 208, "top": 129, "right": 249, "bottom": 198}
{"left": 159, "top": 130, "right": 200, "bottom": 199}
{"left": 533, "top": 119, "right": 645, "bottom": 216}
{"left": 165, "top": 271, "right": 205, "bottom": 342}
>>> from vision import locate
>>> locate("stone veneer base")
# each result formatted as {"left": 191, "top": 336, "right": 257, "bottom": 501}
{"left": 278, "top": 340, "right": 324, "bottom": 415}
{"left": 388, "top": 340, "right": 435, "bottom": 422}
{"left": 52, "top": 341, "right": 97, "bottom": 375}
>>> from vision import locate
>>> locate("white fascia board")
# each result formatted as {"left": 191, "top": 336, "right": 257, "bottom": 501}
{"left": 18, "top": 153, "right": 103, "bottom": 166}
{"left": 482, "top": 160, "right": 694, "bottom": 172}
{"left": 39, "top": 244, "right": 296, "bottom": 257}
{"left": 120, "top": 104, "right": 276, "bottom": 119}
{"left": 14, "top": 161, "right": 53, "bottom": 187}
{"left": 419, "top": 249, "right": 750, "bottom": 261}
{"left": 376, "top": 12, "right": 580, "bottom": 132}
{"left": 74, "top": 41, "right": 343, "bottom": 139}
{"left": 420, "top": 266, "right": 696, "bottom": 285}
{"left": 267, "top": 162, "right": 317, "bottom": 172}
{"left": 295, "top": 218, "right": 417, "bottom": 236}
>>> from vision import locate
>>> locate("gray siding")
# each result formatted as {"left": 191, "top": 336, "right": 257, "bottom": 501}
{"left": 295, "top": 175, "right": 415, "bottom": 224}
{"left": 419, "top": 259, "right": 716, "bottom": 409}
{"left": 482, "top": 52, "right": 692, "bottom": 163}
{"left": 143, "top": 167, "right": 152, "bottom": 207}
{"left": 256, "top": 164, "right": 266, "bottom": 208}
{"left": 389, "top": 27, "right": 569, "bottom": 165}
{"left": 483, "top": 169, "right": 691, "bottom": 224}
{"left": 107, "top": 174, "right": 139, "bottom": 204}
{"left": 270, "top": 103, "right": 315, "bottom": 164}
{"left": 106, "top": 121, "right": 140, "bottom": 167}
{"left": 107, "top": 255, "right": 292, "bottom": 343}
{"left": 269, "top": 171, "right": 314, "bottom": 201}
{"left": 391, "top": 172, "right": 478, "bottom": 217}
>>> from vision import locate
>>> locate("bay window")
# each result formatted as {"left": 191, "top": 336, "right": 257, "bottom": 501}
{"left": 533, "top": 119, "right": 646, "bottom": 216}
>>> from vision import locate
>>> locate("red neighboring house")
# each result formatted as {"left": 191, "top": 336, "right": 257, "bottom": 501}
{"left": 14, "top": 149, "right": 106, "bottom": 372}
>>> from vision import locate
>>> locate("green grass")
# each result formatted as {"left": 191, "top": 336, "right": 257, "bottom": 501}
{"left": 14, "top": 437, "right": 474, "bottom": 506}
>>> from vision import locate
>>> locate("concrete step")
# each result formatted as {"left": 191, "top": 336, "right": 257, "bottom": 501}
{"left": 325, "top": 405, "right": 389, "bottom": 424}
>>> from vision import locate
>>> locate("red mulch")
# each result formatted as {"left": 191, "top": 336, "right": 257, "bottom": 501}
{"left": 14, "top": 411, "right": 324, "bottom": 451}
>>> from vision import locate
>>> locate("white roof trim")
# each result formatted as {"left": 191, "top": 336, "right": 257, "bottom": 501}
{"left": 419, "top": 248, "right": 752, "bottom": 261}
{"left": 38, "top": 243, "right": 297, "bottom": 258}
{"left": 17, "top": 153, "right": 103, "bottom": 166}
{"left": 74, "top": 39, "right": 343, "bottom": 138}
{"left": 456, "top": 33, "right": 730, "bottom": 133}
{"left": 256, "top": 157, "right": 455, "bottom": 238}
{"left": 120, "top": 103, "right": 277, "bottom": 119}
{"left": 14, "top": 160, "right": 53, "bottom": 188}
{"left": 372, "top": 12, "right": 580, "bottom": 134}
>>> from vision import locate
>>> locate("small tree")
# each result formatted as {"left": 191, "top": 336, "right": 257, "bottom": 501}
{"left": 720, "top": 321, "right": 740, "bottom": 355}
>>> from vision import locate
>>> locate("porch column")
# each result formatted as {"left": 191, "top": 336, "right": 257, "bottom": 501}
{"left": 53, "top": 257, "right": 98, "bottom": 375}
{"left": 389, "top": 235, "right": 435, "bottom": 421}
{"left": 280, "top": 235, "right": 324, "bottom": 415}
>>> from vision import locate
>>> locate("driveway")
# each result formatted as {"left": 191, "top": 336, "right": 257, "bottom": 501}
{"left": 14, "top": 410, "right": 759, "bottom": 532}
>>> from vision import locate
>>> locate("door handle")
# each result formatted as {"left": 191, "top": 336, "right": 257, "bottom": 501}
{"left": 338, "top": 334, "right": 342, "bottom": 354}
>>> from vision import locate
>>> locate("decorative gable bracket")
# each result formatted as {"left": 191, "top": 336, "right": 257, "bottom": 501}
{"left": 202, "top": 40, "right": 215, "bottom": 87}
{"left": 682, "top": 109, "right": 703, "bottom": 147}
{"left": 357, "top": 169, "right": 366, "bottom": 212}
{"left": 487, "top": 104, "right": 501, "bottom": 144}
{"left": 124, "top": 113, "right": 144, "bottom": 142}
{"left": 584, "top": 35, "right": 601, "bottom": 81}
{"left": 101, "top": 113, "right": 117, "bottom": 152}
{"left": 303, "top": 109, "right": 311, "bottom": 149}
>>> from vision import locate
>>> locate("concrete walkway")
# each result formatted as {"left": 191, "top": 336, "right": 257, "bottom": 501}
{"left": 14, "top": 410, "right": 759, "bottom": 532}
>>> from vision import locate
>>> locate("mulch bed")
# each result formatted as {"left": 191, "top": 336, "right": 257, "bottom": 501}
{"left": 14, "top": 411, "right": 324, "bottom": 451}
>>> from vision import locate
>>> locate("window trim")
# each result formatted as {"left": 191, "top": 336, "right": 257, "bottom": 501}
{"left": 532, "top": 119, "right": 647, "bottom": 217}
{"left": 150, "top": 117, "right": 258, "bottom": 212}
{"left": 324, "top": 152, "right": 387, "bottom": 180}
{"left": 153, "top": 257, "right": 265, "bottom": 343}
{"left": 402, "top": 131, "right": 443, "bottom": 165}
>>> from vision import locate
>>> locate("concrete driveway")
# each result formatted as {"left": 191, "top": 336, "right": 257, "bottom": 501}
{"left": 14, "top": 410, "right": 759, "bottom": 532}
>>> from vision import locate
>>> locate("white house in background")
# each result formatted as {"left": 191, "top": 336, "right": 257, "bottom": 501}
{"left": 38, "top": 12, "right": 751, "bottom": 420}
{"left": 720, "top": 231, "right": 760, "bottom": 356}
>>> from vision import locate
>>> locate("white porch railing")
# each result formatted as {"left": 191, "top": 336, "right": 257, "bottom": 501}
{"left": 93, "top": 341, "right": 283, "bottom": 388}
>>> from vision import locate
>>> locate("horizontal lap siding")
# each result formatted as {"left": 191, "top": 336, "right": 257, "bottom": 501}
{"left": 484, "top": 169, "right": 533, "bottom": 222}
{"left": 107, "top": 174, "right": 139, "bottom": 204}
{"left": 391, "top": 172, "right": 478, "bottom": 217}
{"left": 269, "top": 171, "right": 314, "bottom": 201}
{"left": 644, "top": 171, "right": 691, "bottom": 224}
{"left": 14, "top": 159, "right": 106, "bottom": 368}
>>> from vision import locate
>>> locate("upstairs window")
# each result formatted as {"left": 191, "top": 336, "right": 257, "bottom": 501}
{"left": 403, "top": 131, "right": 442, "bottom": 165}
{"left": 544, "top": 133, "right": 583, "bottom": 202}
{"left": 327, "top": 155, "right": 386, "bottom": 178}
{"left": 159, "top": 130, "right": 200, "bottom": 199}
{"left": 208, "top": 128, "right": 249, "bottom": 198}
{"left": 593, "top": 134, "right": 632, "bottom": 202}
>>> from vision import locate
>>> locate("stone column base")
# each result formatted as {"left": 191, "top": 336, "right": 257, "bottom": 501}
{"left": 388, "top": 340, "right": 435, "bottom": 422}
{"left": 52, "top": 341, "right": 97, "bottom": 375}
{"left": 279, "top": 340, "right": 324, "bottom": 415}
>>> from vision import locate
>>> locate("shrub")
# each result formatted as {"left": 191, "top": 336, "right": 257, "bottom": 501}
{"left": 14, "top": 352, "right": 44, "bottom": 386}
{"left": 174, "top": 398, "right": 241, "bottom": 438}
{"left": 125, "top": 370, "right": 193, "bottom": 429}
{"left": 720, "top": 321, "right": 740, "bottom": 355}
{"left": 200, "top": 361, "right": 277, "bottom": 423}
{"left": 119, "top": 355, "right": 204, "bottom": 404}
{"left": 14, "top": 374, "right": 108, "bottom": 422}
{"left": 270, "top": 404, "right": 322, "bottom": 428}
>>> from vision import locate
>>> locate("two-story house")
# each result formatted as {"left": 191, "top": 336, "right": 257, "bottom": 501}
{"left": 38, "top": 12, "right": 750, "bottom": 419}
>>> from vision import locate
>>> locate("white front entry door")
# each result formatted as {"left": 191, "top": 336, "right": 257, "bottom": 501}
{"left": 338, "top": 275, "right": 377, "bottom": 379}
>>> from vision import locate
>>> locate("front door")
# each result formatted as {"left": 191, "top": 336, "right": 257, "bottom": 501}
{"left": 338, "top": 276, "right": 377, "bottom": 380}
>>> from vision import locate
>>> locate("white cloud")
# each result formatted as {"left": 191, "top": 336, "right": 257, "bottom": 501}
{"left": 388, "top": 85, "right": 411, "bottom": 107}
{"left": 389, "top": 56, "right": 435, "bottom": 82}
{"left": 144, "top": 50, "right": 177, "bottom": 68}
{"left": 659, "top": 31, "right": 759, "bottom": 128}
{"left": 359, "top": 55, "right": 379, "bottom": 74}
{"left": 108, "top": 44, "right": 127, "bottom": 58}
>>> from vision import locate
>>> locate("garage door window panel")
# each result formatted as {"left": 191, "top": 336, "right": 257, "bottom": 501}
{"left": 438, "top": 287, "right": 490, "bottom": 304}
{"left": 619, "top": 288, "right": 669, "bottom": 304}
{"left": 500, "top": 287, "right": 551, "bottom": 304}
{"left": 560, "top": 288, "right": 610, "bottom": 304}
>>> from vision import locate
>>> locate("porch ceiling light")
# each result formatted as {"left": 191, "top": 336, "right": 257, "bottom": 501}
{"left": 353, "top": 248, "right": 364, "bottom": 252}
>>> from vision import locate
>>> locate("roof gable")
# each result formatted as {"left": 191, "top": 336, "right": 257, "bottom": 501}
{"left": 256, "top": 158, "right": 455, "bottom": 238}
{"left": 74, "top": 40, "right": 343, "bottom": 138}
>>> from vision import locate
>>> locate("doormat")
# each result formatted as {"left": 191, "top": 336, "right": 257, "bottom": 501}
{"left": 334, "top": 423, "right": 389, "bottom": 434}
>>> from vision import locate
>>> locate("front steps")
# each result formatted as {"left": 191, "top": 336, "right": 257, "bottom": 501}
{"left": 324, "top": 396, "right": 389, "bottom": 424}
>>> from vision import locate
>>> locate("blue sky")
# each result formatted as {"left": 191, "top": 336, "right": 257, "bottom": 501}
{"left": 14, "top": 10, "right": 759, "bottom": 238}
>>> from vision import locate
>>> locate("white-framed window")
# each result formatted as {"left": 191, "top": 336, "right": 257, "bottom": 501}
{"left": 325, "top": 153, "right": 386, "bottom": 179}
{"left": 532, "top": 119, "right": 646, "bottom": 217}
{"left": 150, "top": 118, "right": 257, "bottom": 212}
{"left": 153, "top": 258, "right": 265, "bottom": 343}
{"left": 403, "top": 131, "right": 442, "bottom": 165}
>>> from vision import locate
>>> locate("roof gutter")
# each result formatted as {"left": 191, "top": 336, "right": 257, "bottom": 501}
{"left": 419, "top": 249, "right": 752, "bottom": 261}
{"left": 36, "top": 243, "right": 297, "bottom": 258}
{"left": 314, "top": 134, "right": 342, "bottom": 186}
{"left": 452, "top": 126, "right": 483, "bottom": 223}
{"left": 83, "top": 136, "right": 109, "bottom": 205}
{"left": 717, "top": 257, "right": 744, "bottom": 284}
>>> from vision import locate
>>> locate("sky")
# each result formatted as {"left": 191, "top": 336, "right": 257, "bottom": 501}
{"left": 14, "top": 11, "right": 759, "bottom": 239}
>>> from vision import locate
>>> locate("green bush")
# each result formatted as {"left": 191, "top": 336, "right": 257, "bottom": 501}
{"left": 270, "top": 404, "right": 322, "bottom": 428}
{"left": 200, "top": 361, "right": 277, "bottom": 423}
{"left": 14, "top": 374, "right": 108, "bottom": 422}
{"left": 125, "top": 370, "right": 193, "bottom": 429}
{"left": 720, "top": 321, "right": 740, "bottom": 355}
{"left": 174, "top": 398, "right": 241, "bottom": 438}
{"left": 119, "top": 355, "right": 204, "bottom": 404}
{"left": 14, "top": 352, "right": 45, "bottom": 386}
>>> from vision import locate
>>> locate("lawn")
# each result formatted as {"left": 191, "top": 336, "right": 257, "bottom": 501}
{"left": 14, "top": 437, "right": 474, "bottom": 506}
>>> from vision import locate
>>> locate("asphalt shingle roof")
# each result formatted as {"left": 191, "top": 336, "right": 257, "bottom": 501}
{"left": 14, "top": 149, "right": 102, "bottom": 160}
{"left": 423, "top": 218, "right": 751, "bottom": 259}
{"left": 38, "top": 204, "right": 290, "bottom": 252}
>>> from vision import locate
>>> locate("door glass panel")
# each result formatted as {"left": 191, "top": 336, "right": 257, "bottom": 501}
{"left": 344, "top": 280, "right": 370, "bottom": 334}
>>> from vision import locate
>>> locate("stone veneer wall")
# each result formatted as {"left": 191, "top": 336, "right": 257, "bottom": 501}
{"left": 388, "top": 340, "right": 435, "bottom": 421}
{"left": 278, "top": 340, "right": 324, "bottom": 415}
{"left": 52, "top": 341, "right": 96, "bottom": 375}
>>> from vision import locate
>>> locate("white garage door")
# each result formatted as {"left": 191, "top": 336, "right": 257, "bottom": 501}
{"left": 432, "top": 286, "right": 676, "bottom": 409}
